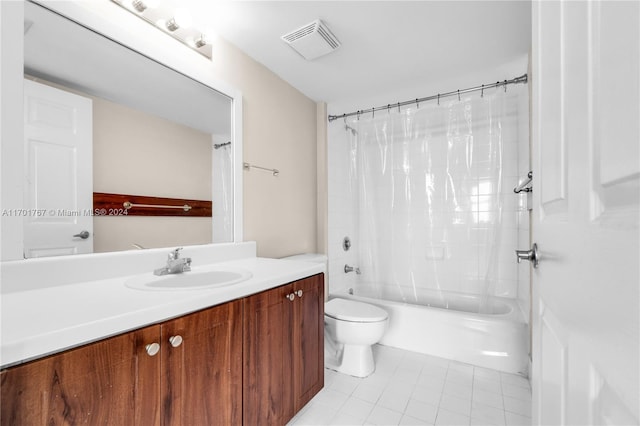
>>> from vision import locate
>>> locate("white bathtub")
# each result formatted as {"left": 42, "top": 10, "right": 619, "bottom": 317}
{"left": 333, "top": 285, "right": 529, "bottom": 375}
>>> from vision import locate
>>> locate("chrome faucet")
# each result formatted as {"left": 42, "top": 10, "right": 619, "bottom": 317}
{"left": 344, "top": 264, "right": 361, "bottom": 274}
{"left": 154, "top": 248, "right": 192, "bottom": 275}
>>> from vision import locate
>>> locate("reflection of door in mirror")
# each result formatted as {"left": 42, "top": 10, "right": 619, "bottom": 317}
{"left": 23, "top": 79, "right": 93, "bottom": 258}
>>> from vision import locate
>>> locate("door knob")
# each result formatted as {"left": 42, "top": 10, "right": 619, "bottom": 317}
{"left": 515, "top": 243, "right": 539, "bottom": 268}
{"left": 73, "top": 230, "right": 90, "bottom": 239}
{"left": 169, "top": 335, "right": 183, "bottom": 347}
{"left": 145, "top": 342, "right": 160, "bottom": 356}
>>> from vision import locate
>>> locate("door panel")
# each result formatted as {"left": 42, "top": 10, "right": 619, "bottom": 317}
{"left": 589, "top": 1, "right": 640, "bottom": 220}
{"left": 243, "top": 284, "right": 294, "bottom": 425}
{"left": 161, "top": 301, "right": 242, "bottom": 426}
{"left": 293, "top": 274, "right": 324, "bottom": 412}
{"left": 532, "top": 1, "right": 639, "bottom": 424}
{"left": 537, "top": 0, "right": 568, "bottom": 219}
{"left": 0, "top": 325, "right": 160, "bottom": 426}
{"left": 538, "top": 303, "right": 568, "bottom": 425}
{"left": 23, "top": 79, "right": 93, "bottom": 258}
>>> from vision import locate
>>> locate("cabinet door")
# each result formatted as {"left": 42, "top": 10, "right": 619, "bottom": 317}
{"left": 292, "top": 274, "right": 324, "bottom": 411}
{"left": 0, "top": 325, "right": 161, "bottom": 426}
{"left": 161, "top": 300, "right": 242, "bottom": 426}
{"left": 242, "top": 283, "right": 294, "bottom": 426}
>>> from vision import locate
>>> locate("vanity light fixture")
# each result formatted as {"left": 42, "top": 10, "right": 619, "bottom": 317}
{"left": 164, "top": 8, "right": 192, "bottom": 32}
{"left": 194, "top": 35, "right": 207, "bottom": 48}
{"left": 110, "top": 0, "right": 212, "bottom": 59}
{"left": 131, "top": 0, "right": 158, "bottom": 13}
{"left": 165, "top": 17, "right": 179, "bottom": 31}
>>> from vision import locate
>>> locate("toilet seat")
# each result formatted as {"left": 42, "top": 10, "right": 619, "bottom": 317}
{"left": 325, "top": 298, "right": 388, "bottom": 323}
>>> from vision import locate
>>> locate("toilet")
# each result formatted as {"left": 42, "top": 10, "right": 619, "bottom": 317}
{"left": 324, "top": 297, "right": 388, "bottom": 377}
{"left": 281, "top": 253, "right": 389, "bottom": 378}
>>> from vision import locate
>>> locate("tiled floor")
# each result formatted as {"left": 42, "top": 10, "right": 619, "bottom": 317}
{"left": 288, "top": 345, "right": 532, "bottom": 426}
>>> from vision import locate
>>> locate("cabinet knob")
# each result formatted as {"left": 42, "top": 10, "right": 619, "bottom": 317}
{"left": 169, "top": 335, "right": 183, "bottom": 347}
{"left": 145, "top": 342, "right": 160, "bottom": 356}
{"left": 296, "top": 289, "right": 303, "bottom": 298}
{"left": 286, "top": 293, "right": 295, "bottom": 301}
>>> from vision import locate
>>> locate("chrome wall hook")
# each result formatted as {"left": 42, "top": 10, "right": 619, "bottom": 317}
{"left": 513, "top": 171, "right": 533, "bottom": 193}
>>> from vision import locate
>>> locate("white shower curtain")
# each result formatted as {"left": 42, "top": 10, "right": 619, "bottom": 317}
{"left": 347, "top": 87, "right": 523, "bottom": 308}
{"left": 212, "top": 143, "right": 234, "bottom": 243}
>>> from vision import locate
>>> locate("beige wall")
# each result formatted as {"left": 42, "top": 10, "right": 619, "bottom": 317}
{"left": 93, "top": 97, "right": 212, "bottom": 200}
{"left": 27, "top": 76, "right": 214, "bottom": 253}
{"left": 209, "top": 37, "right": 319, "bottom": 258}
{"left": 92, "top": 96, "right": 213, "bottom": 252}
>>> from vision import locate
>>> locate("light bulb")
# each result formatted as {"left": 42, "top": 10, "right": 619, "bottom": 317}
{"left": 173, "top": 8, "right": 193, "bottom": 29}
{"left": 131, "top": 0, "right": 158, "bottom": 12}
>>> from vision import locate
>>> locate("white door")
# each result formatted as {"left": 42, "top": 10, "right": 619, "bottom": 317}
{"left": 23, "top": 79, "right": 93, "bottom": 258}
{"left": 531, "top": 1, "right": 639, "bottom": 424}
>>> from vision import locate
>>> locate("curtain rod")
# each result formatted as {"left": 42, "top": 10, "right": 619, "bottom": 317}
{"left": 327, "top": 73, "right": 528, "bottom": 122}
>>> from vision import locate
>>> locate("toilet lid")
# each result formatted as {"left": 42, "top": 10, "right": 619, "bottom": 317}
{"left": 325, "top": 298, "right": 388, "bottom": 322}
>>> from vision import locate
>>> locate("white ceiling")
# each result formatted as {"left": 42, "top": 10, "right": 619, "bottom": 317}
{"left": 24, "top": 1, "right": 232, "bottom": 136}
{"left": 182, "top": 1, "right": 532, "bottom": 103}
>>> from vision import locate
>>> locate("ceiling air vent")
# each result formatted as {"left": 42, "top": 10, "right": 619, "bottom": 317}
{"left": 281, "top": 19, "right": 341, "bottom": 61}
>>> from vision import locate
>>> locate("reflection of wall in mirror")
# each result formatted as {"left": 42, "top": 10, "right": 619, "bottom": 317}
{"left": 27, "top": 76, "right": 213, "bottom": 253}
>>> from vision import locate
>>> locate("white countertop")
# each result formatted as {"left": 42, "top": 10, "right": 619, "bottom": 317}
{"left": 1, "top": 256, "right": 323, "bottom": 368}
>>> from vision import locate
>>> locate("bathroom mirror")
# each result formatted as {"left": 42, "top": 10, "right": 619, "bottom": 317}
{"left": 14, "top": 1, "right": 240, "bottom": 257}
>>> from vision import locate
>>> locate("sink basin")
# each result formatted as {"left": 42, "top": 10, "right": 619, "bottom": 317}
{"left": 125, "top": 267, "right": 252, "bottom": 291}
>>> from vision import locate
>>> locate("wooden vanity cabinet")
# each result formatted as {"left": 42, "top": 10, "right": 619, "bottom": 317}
{"left": 160, "top": 299, "right": 242, "bottom": 426}
{"left": 0, "top": 300, "right": 242, "bottom": 426}
{"left": 291, "top": 274, "right": 324, "bottom": 411}
{"left": 0, "top": 274, "right": 323, "bottom": 426}
{"left": 0, "top": 325, "right": 161, "bottom": 426}
{"left": 242, "top": 274, "right": 324, "bottom": 425}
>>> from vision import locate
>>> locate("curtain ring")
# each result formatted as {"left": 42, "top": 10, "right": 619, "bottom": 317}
{"left": 437, "top": 94, "right": 440, "bottom": 106}
{"left": 397, "top": 102, "right": 400, "bottom": 113}
{"left": 416, "top": 98, "right": 419, "bottom": 109}
{"left": 457, "top": 90, "right": 460, "bottom": 101}
{"left": 481, "top": 84, "right": 484, "bottom": 98}
{"left": 387, "top": 104, "right": 391, "bottom": 114}
{"left": 357, "top": 110, "right": 360, "bottom": 121}
{"left": 372, "top": 107, "right": 375, "bottom": 118}
{"left": 504, "top": 80, "right": 507, "bottom": 92}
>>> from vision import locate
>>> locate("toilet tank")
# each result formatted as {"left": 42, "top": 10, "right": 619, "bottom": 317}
{"left": 281, "top": 253, "right": 328, "bottom": 301}
{"left": 281, "top": 253, "right": 327, "bottom": 263}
